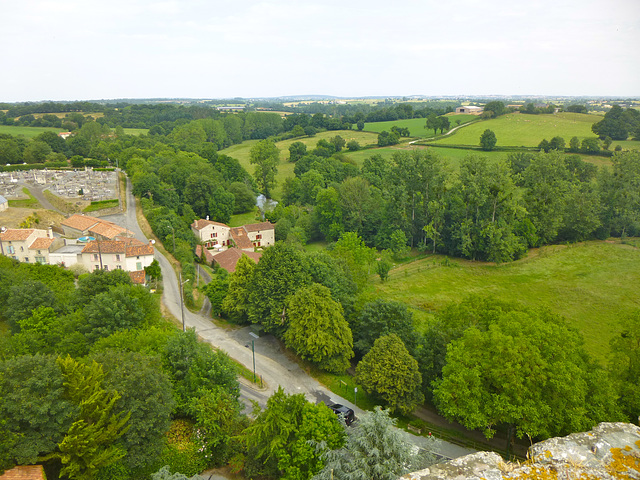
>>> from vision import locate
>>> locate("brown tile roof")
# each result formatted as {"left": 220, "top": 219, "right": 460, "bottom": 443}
{"left": 88, "top": 222, "right": 128, "bottom": 240}
{"left": 0, "top": 229, "right": 34, "bottom": 241}
{"left": 243, "top": 221, "right": 274, "bottom": 232}
{"left": 81, "top": 239, "right": 154, "bottom": 256}
{"left": 0, "top": 465, "right": 46, "bottom": 480}
{"left": 129, "top": 270, "right": 146, "bottom": 284}
{"left": 81, "top": 240, "right": 124, "bottom": 254}
{"left": 191, "top": 219, "right": 229, "bottom": 231}
{"left": 126, "top": 244, "right": 154, "bottom": 257}
{"left": 230, "top": 227, "right": 253, "bottom": 250}
{"left": 29, "top": 237, "right": 55, "bottom": 250}
{"left": 61, "top": 214, "right": 101, "bottom": 232}
{"left": 115, "top": 236, "right": 145, "bottom": 246}
{"left": 213, "top": 248, "right": 261, "bottom": 273}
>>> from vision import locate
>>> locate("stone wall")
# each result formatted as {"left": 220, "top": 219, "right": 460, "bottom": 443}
{"left": 404, "top": 422, "right": 640, "bottom": 479}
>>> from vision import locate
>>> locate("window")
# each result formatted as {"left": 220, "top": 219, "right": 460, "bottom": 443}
{"left": 115, "top": 254, "right": 121, "bottom": 261}
{"left": 136, "top": 262, "right": 142, "bottom": 270}
{"left": 210, "top": 232, "right": 217, "bottom": 238}
{"left": 36, "top": 256, "right": 46, "bottom": 264}
{"left": 7, "top": 245, "right": 14, "bottom": 254}
{"left": 37, "top": 250, "right": 41, "bottom": 254}
{"left": 94, "top": 265, "right": 100, "bottom": 271}
{"left": 256, "top": 234, "right": 262, "bottom": 240}
{"left": 92, "top": 254, "right": 99, "bottom": 261}
{"left": 117, "top": 265, "right": 122, "bottom": 270}
{"left": 104, "top": 265, "right": 109, "bottom": 271}
{"left": 20, "top": 246, "right": 24, "bottom": 252}
{"left": 24, "top": 257, "right": 29, "bottom": 262}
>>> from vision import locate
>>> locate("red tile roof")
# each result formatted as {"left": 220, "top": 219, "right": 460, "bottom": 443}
{"left": 81, "top": 240, "right": 154, "bottom": 257}
{"left": 88, "top": 222, "right": 128, "bottom": 240}
{"left": 191, "top": 219, "right": 229, "bottom": 231}
{"left": 0, "top": 229, "right": 34, "bottom": 241}
{"left": 213, "top": 248, "right": 261, "bottom": 273}
{"left": 230, "top": 227, "right": 253, "bottom": 250}
{"left": 243, "top": 221, "right": 274, "bottom": 232}
{"left": 0, "top": 465, "right": 46, "bottom": 480}
{"left": 29, "top": 237, "right": 55, "bottom": 250}
{"left": 129, "top": 270, "right": 146, "bottom": 284}
{"left": 61, "top": 214, "right": 101, "bottom": 232}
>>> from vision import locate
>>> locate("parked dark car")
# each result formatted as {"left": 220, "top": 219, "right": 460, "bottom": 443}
{"left": 327, "top": 403, "right": 355, "bottom": 425}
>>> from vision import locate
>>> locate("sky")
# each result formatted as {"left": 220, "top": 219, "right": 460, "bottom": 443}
{"left": 1, "top": 0, "right": 639, "bottom": 102}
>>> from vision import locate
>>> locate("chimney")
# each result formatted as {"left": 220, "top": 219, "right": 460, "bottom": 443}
{"left": 206, "top": 215, "right": 209, "bottom": 221}
{"left": 48, "top": 226, "right": 53, "bottom": 238}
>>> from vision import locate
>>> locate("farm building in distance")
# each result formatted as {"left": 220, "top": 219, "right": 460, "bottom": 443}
{"left": 455, "top": 105, "right": 484, "bottom": 115}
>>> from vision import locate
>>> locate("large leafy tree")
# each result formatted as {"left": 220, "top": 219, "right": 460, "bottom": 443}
{"left": 243, "top": 387, "right": 345, "bottom": 480}
{"left": 246, "top": 243, "right": 311, "bottom": 334}
{"left": 356, "top": 334, "right": 423, "bottom": 414}
{"left": 73, "top": 269, "right": 132, "bottom": 307}
{"left": 250, "top": 139, "right": 280, "bottom": 198}
{"left": 610, "top": 310, "right": 640, "bottom": 421}
{"left": 82, "top": 285, "right": 148, "bottom": 342}
{"left": 49, "top": 356, "right": 130, "bottom": 480}
{"left": 0, "top": 354, "right": 76, "bottom": 465}
{"left": 433, "top": 309, "right": 622, "bottom": 443}
{"left": 284, "top": 283, "right": 354, "bottom": 373}
{"left": 352, "top": 299, "right": 415, "bottom": 358}
{"left": 479, "top": 129, "right": 497, "bottom": 151}
{"left": 93, "top": 350, "right": 175, "bottom": 471}
{"left": 221, "top": 254, "right": 256, "bottom": 323}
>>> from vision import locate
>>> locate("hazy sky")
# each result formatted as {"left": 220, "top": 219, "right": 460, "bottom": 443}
{"left": 2, "top": 0, "right": 639, "bottom": 101}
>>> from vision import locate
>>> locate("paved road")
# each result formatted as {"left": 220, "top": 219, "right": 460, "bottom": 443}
{"left": 120, "top": 177, "right": 475, "bottom": 460}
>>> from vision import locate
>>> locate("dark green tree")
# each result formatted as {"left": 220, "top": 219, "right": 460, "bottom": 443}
{"left": 353, "top": 300, "right": 415, "bottom": 358}
{"left": 284, "top": 283, "right": 354, "bottom": 373}
{"left": 228, "top": 182, "right": 256, "bottom": 214}
{"left": 288, "top": 141, "right": 307, "bottom": 163}
{"left": 250, "top": 139, "right": 280, "bottom": 198}
{"left": 356, "top": 334, "right": 423, "bottom": 414}
{"left": 479, "top": 129, "right": 497, "bottom": 151}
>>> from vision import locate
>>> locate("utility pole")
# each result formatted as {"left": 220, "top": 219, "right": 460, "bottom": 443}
{"left": 179, "top": 272, "right": 190, "bottom": 332}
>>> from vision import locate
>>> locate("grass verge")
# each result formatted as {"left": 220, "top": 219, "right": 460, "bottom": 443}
{"left": 82, "top": 199, "right": 119, "bottom": 212}
{"left": 8, "top": 187, "right": 41, "bottom": 208}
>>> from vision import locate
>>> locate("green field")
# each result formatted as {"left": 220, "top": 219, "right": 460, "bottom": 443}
{"left": 361, "top": 114, "right": 479, "bottom": 138}
{"left": 0, "top": 125, "right": 63, "bottom": 138}
{"left": 433, "top": 112, "right": 600, "bottom": 147}
{"left": 374, "top": 240, "right": 640, "bottom": 360}
{"left": 122, "top": 128, "right": 149, "bottom": 136}
{"left": 219, "top": 130, "right": 379, "bottom": 199}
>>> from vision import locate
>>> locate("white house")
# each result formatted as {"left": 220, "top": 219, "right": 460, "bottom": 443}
{"left": 191, "top": 219, "right": 275, "bottom": 252}
{"left": 0, "top": 194, "right": 8, "bottom": 212}
{"left": 80, "top": 238, "right": 155, "bottom": 272}
{"left": 0, "top": 227, "right": 57, "bottom": 264}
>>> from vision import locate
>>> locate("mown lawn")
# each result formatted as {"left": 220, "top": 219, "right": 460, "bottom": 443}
{"left": 0, "top": 125, "right": 62, "bottom": 137}
{"left": 373, "top": 240, "right": 640, "bottom": 361}
{"left": 433, "top": 112, "right": 600, "bottom": 147}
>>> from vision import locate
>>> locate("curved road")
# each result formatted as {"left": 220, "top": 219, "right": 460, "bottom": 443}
{"left": 120, "top": 177, "right": 474, "bottom": 460}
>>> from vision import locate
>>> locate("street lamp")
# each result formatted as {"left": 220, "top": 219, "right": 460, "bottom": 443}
{"left": 249, "top": 331, "right": 260, "bottom": 383}
{"left": 179, "top": 272, "right": 190, "bottom": 332}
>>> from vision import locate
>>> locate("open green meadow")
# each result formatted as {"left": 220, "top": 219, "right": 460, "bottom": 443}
{"left": 361, "top": 114, "right": 478, "bottom": 138}
{"left": 0, "top": 125, "right": 63, "bottom": 137}
{"left": 433, "top": 112, "right": 600, "bottom": 147}
{"left": 374, "top": 240, "right": 640, "bottom": 360}
{"left": 122, "top": 128, "right": 149, "bottom": 136}
{"left": 219, "top": 130, "right": 379, "bottom": 199}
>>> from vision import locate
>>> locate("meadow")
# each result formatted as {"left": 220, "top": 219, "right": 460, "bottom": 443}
{"left": 374, "top": 240, "right": 640, "bottom": 360}
{"left": 219, "top": 130, "right": 379, "bottom": 199}
{"left": 433, "top": 112, "right": 600, "bottom": 147}
{"left": 0, "top": 125, "right": 62, "bottom": 137}
{"left": 361, "top": 114, "right": 478, "bottom": 138}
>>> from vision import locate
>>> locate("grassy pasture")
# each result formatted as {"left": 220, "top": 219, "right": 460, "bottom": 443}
{"left": 433, "top": 112, "right": 599, "bottom": 147}
{"left": 30, "top": 112, "right": 104, "bottom": 119}
{"left": 0, "top": 125, "right": 62, "bottom": 137}
{"left": 219, "top": 130, "right": 379, "bottom": 199}
{"left": 361, "top": 115, "right": 479, "bottom": 138}
{"left": 374, "top": 240, "right": 640, "bottom": 360}
{"left": 122, "top": 128, "right": 149, "bottom": 136}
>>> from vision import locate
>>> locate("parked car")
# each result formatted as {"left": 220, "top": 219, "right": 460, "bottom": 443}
{"left": 327, "top": 403, "right": 355, "bottom": 425}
